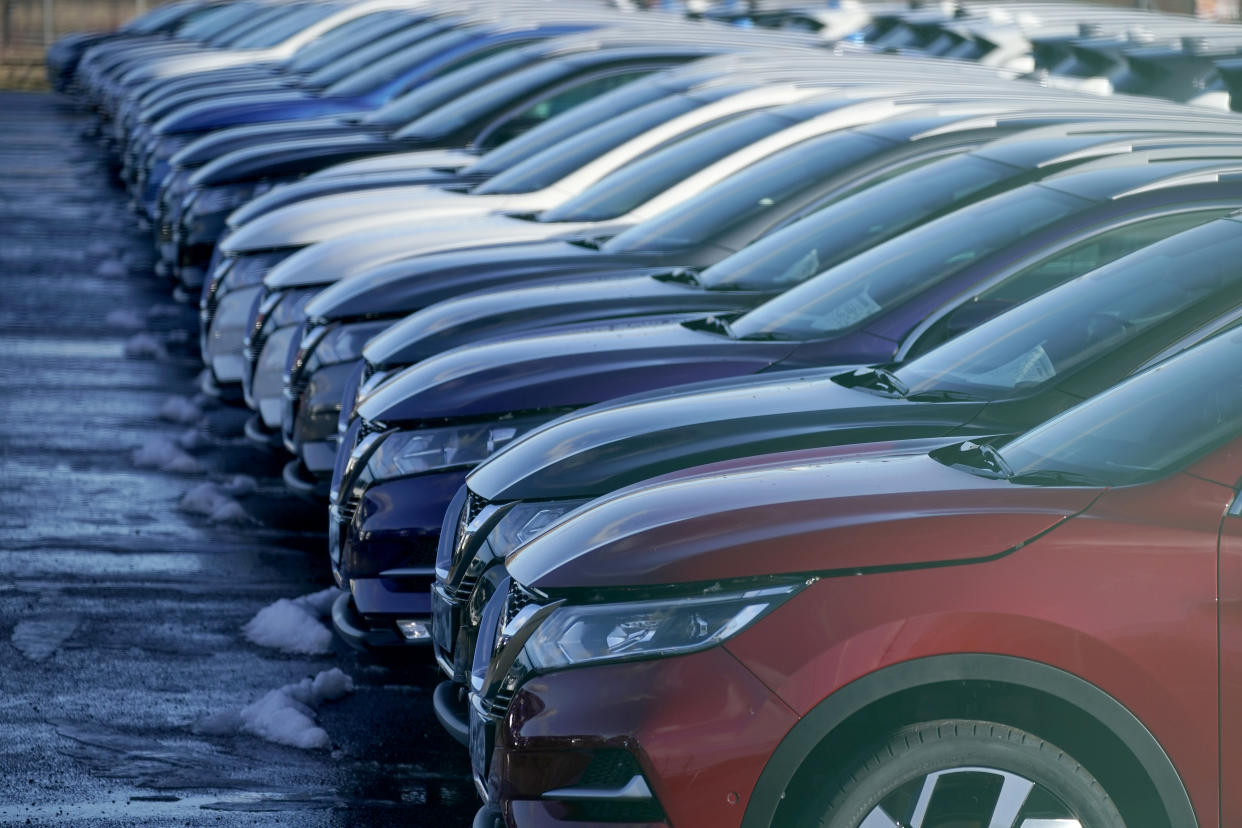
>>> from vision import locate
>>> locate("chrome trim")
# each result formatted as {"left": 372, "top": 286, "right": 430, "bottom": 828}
{"left": 542, "top": 775, "right": 654, "bottom": 802}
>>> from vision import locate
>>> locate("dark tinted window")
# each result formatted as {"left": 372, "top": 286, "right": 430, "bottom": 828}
{"left": 231, "top": 4, "right": 338, "bottom": 49}
{"left": 729, "top": 186, "right": 1085, "bottom": 339}
{"left": 696, "top": 154, "right": 1018, "bottom": 291}
{"left": 304, "top": 20, "right": 448, "bottom": 88}
{"left": 324, "top": 27, "right": 474, "bottom": 97}
{"left": 365, "top": 46, "right": 536, "bottom": 126}
{"left": 896, "top": 218, "right": 1242, "bottom": 400}
{"left": 996, "top": 327, "right": 1242, "bottom": 485}
{"left": 908, "top": 209, "right": 1230, "bottom": 356}
{"left": 478, "top": 70, "right": 654, "bottom": 151}
{"left": 603, "top": 131, "right": 890, "bottom": 252}
{"left": 538, "top": 111, "right": 794, "bottom": 223}
{"left": 474, "top": 93, "right": 702, "bottom": 194}
{"left": 468, "top": 79, "right": 689, "bottom": 178}
{"left": 287, "top": 11, "right": 410, "bottom": 74}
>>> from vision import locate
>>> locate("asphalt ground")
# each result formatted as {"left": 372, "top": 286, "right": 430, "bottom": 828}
{"left": 0, "top": 91, "right": 478, "bottom": 827}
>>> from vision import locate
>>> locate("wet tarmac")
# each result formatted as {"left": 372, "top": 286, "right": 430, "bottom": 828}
{"left": 0, "top": 92, "right": 477, "bottom": 826}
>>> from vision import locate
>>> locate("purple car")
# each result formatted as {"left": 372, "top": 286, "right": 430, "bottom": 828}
{"left": 326, "top": 155, "right": 1242, "bottom": 649}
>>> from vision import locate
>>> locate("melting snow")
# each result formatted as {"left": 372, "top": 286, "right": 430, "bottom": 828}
{"left": 11, "top": 616, "right": 80, "bottom": 661}
{"left": 95, "top": 258, "right": 127, "bottom": 277}
{"left": 104, "top": 308, "right": 144, "bottom": 330}
{"left": 242, "top": 587, "right": 342, "bottom": 655}
{"left": 178, "top": 483, "right": 249, "bottom": 524}
{"left": 123, "top": 333, "right": 167, "bottom": 360}
{"left": 159, "top": 395, "right": 202, "bottom": 425}
{"left": 192, "top": 668, "right": 354, "bottom": 750}
{"left": 131, "top": 437, "right": 203, "bottom": 474}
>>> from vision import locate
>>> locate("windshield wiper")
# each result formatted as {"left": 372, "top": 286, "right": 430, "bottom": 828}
{"left": 932, "top": 439, "right": 1012, "bottom": 479}
{"left": 681, "top": 314, "right": 736, "bottom": 338}
{"left": 1007, "top": 469, "right": 1103, "bottom": 487}
{"left": 652, "top": 267, "right": 701, "bottom": 287}
{"left": 832, "top": 366, "right": 909, "bottom": 397}
{"left": 903, "top": 388, "right": 987, "bottom": 402}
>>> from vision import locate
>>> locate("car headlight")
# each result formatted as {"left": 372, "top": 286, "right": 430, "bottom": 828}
{"left": 190, "top": 182, "right": 258, "bottom": 216}
{"left": 366, "top": 416, "right": 549, "bottom": 481}
{"left": 485, "top": 499, "right": 591, "bottom": 559}
{"left": 522, "top": 584, "right": 803, "bottom": 671}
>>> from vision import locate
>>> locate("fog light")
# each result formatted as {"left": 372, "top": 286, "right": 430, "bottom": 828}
{"left": 397, "top": 619, "right": 431, "bottom": 641}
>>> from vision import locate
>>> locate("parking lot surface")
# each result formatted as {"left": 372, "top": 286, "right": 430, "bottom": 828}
{"left": 0, "top": 91, "right": 477, "bottom": 827}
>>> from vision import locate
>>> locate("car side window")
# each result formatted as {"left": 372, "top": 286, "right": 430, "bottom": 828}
{"left": 478, "top": 70, "right": 656, "bottom": 150}
{"left": 907, "top": 208, "right": 1232, "bottom": 358}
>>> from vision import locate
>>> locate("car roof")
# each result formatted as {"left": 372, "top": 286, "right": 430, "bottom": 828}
{"left": 1042, "top": 156, "right": 1242, "bottom": 201}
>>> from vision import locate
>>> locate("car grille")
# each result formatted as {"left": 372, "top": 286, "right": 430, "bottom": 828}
{"left": 465, "top": 490, "right": 488, "bottom": 524}
{"left": 503, "top": 580, "right": 538, "bottom": 628}
{"left": 480, "top": 688, "right": 513, "bottom": 719}
{"left": 358, "top": 418, "right": 385, "bottom": 441}
{"left": 338, "top": 490, "right": 363, "bottom": 524}
{"left": 244, "top": 323, "right": 269, "bottom": 374}
{"left": 361, "top": 359, "right": 377, "bottom": 385}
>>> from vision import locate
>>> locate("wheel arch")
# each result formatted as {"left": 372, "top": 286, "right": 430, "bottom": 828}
{"left": 739, "top": 653, "right": 1196, "bottom": 828}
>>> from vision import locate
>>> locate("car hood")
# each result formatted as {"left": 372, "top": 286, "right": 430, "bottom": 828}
{"left": 188, "top": 132, "right": 406, "bottom": 187}
{"left": 170, "top": 115, "right": 364, "bottom": 167}
{"left": 357, "top": 273, "right": 762, "bottom": 367}
{"left": 128, "top": 49, "right": 275, "bottom": 82}
{"left": 222, "top": 186, "right": 497, "bottom": 252}
{"left": 228, "top": 167, "right": 476, "bottom": 229}
{"left": 153, "top": 90, "right": 354, "bottom": 135}
{"left": 306, "top": 149, "right": 478, "bottom": 179}
{"left": 308, "top": 242, "right": 657, "bottom": 326}
{"left": 470, "top": 370, "right": 990, "bottom": 502}
{"left": 260, "top": 216, "right": 598, "bottom": 289}
{"left": 356, "top": 320, "right": 797, "bottom": 423}
{"left": 508, "top": 451, "right": 1102, "bottom": 589}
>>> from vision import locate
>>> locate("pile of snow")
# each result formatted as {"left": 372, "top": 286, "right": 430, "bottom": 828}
{"left": 146, "top": 303, "right": 181, "bottom": 320}
{"left": 223, "top": 474, "right": 258, "bottom": 497}
{"left": 178, "top": 482, "right": 248, "bottom": 524}
{"left": 177, "top": 427, "right": 209, "bottom": 451}
{"left": 104, "top": 308, "right": 144, "bottom": 330}
{"left": 242, "top": 587, "right": 341, "bottom": 655}
{"left": 159, "top": 394, "right": 202, "bottom": 425}
{"left": 123, "top": 332, "right": 167, "bottom": 360}
{"left": 131, "top": 437, "right": 203, "bottom": 474}
{"left": 193, "top": 668, "right": 354, "bottom": 750}
{"left": 11, "top": 616, "right": 80, "bottom": 662}
{"left": 96, "top": 259, "right": 127, "bottom": 277}
{"left": 87, "top": 240, "right": 116, "bottom": 258}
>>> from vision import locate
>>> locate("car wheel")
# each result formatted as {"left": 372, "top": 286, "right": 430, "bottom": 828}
{"left": 804, "top": 719, "right": 1125, "bottom": 828}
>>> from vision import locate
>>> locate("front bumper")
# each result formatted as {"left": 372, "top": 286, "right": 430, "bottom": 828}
{"left": 477, "top": 647, "right": 798, "bottom": 827}
{"left": 329, "top": 470, "right": 470, "bottom": 649}
{"left": 330, "top": 588, "right": 434, "bottom": 654}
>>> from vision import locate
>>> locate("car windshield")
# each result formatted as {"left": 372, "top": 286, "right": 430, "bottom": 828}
{"left": 363, "top": 45, "right": 536, "bottom": 126}
{"left": 304, "top": 20, "right": 447, "bottom": 89}
{"left": 602, "top": 130, "right": 892, "bottom": 253}
{"left": 895, "top": 218, "right": 1242, "bottom": 401}
{"left": 693, "top": 154, "right": 1020, "bottom": 291}
{"left": 467, "top": 80, "right": 692, "bottom": 179}
{"left": 324, "top": 27, "right": 475, "bottom": 98}
{"left": 206, "top": 4, "right": 285, "bottom": 45}
{"left": 231, "top": 4, "right": 339, "bottom": 49}
{"left": 728, "top": 185, "right": 1087, "bottom": 340}
{"left": 993, "top": 327, "right": 1242, "bottom": 486}
{"left": 127, "top": 2, "right": 196, "bottom": 34}
{"left": 474, "top": 93, "right": 705, "bottom": 194}
{"left": 286, "top": 11, "right": 409, "bottom": 74}
{"left": 538, "top": 110, "right": 795, "bottom": 223}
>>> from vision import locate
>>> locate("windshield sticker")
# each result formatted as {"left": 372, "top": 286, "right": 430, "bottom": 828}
{"left": 773, "top": 248, "right": 819, "bottom": 286}
{"left": 811, "top": 291, "right": 881, "bottom": 331}
{"left": 962, "top": 343, "right": 1056, "bottom": 388}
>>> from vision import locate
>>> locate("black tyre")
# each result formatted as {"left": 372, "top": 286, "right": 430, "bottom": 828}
{"left": 806, "top": 719, "right": 1125, "bottom": 828}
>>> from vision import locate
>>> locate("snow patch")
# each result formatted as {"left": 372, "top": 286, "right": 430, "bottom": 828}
{"left": 131, "top": 437, "right": 203, "bottom": 474}
{"left": 177, "top": 428, "right": 209, "bottom": 451}
{"left": 178, "top": 483, "right": 249, "bottom": 524}
{"left": 105, "top": 308, "right": 145, "bottom": 330}
{"left": 87, "top": 240, "right": 115, "bottom": 258}
{"left": 123, "top": 333, "right": 167, "bottom": 361}
{"left": 96, "top": 258, "right": 127, "bottom": 277}
{"left": 11, "top": 616, "right": 80, "bottom": 661}
{"left": 221, "top": 474, "right": 257, "bottom": 497}
{"left": 242, "top": 587, "right": 342, "bottom": 655}
{"left": 192, "top": 668, "right": 354, "bottom": 750}
{"left": 159, "top": 395, "right": 202, "bottom": 425}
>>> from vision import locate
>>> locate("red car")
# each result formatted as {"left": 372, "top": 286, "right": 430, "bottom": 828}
{"left": 468, "top": 326, "right": 1242, "bottom": 828}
